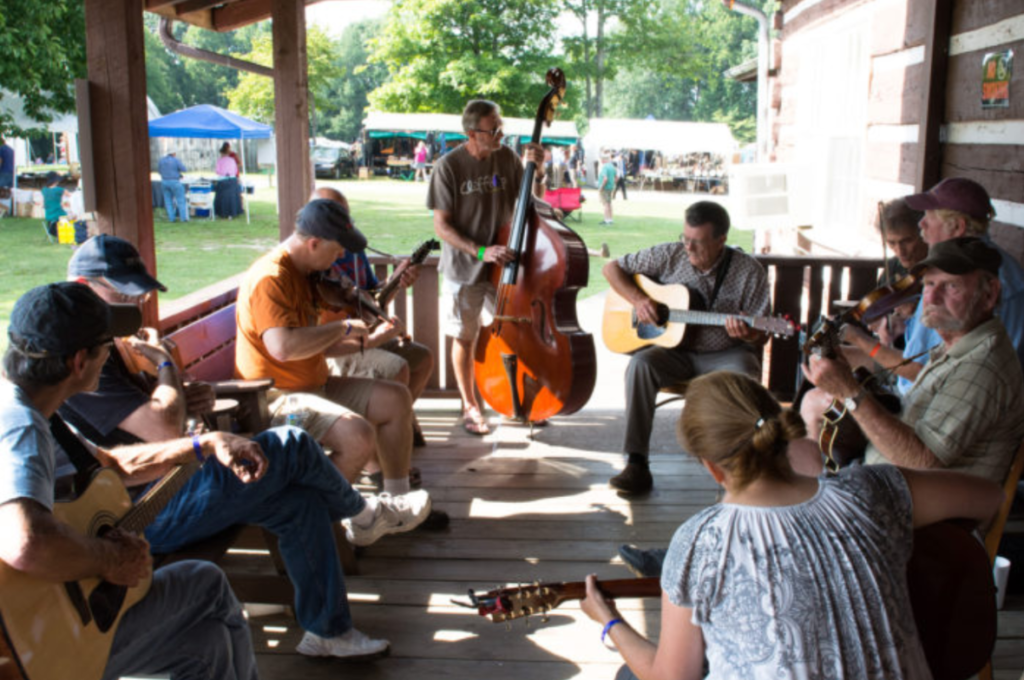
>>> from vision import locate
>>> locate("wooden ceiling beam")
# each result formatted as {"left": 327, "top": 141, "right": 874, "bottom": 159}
{"left": 145, "top": 0, "right": 193, "bottom": 9}
{"left": 212, "top": 0, "right": 328, "bottom": 32}
{"left": 175, "top": 0, "right": 241, "bottom": 16}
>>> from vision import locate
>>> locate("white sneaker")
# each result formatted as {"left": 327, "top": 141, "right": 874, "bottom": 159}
{"left": 295, "top": 628, "right": 390, "bottom": 659}
{"left": 343, "top": 489, "right": 431, "bottom": 546}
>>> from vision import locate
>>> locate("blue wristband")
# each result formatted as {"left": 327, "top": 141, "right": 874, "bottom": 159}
{"left": 191, "top": 434, "right": 204, "bottom": 464}
{"left": 157, "top": 360, "right": 174, "bottom": 372}
{"left": 601, "top": 618, "right": 623, "bottom": 644}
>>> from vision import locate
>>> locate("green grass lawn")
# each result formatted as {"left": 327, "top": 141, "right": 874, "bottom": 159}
{"left": 0, "top": 177, "right": 750, "bottom": 348}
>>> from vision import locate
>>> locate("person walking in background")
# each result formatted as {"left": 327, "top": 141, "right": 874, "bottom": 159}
{"left": 597, "top": 153, "right": 617, "bottom": 226}
{"left": 414, "top": 140, "right": 429, "bottom": 182}
{"left": 0, "top": 136, "right": 14, "bottom": 189}
{"left": 614, "top": 152, "right": 628, "bottom": 200}
{"left": 567, "top": 145, "right": 579, "bottom": 187}
{"left": 41, "top": 171, "right": 68, "bottom": 238}
{"left": 157, "top": 149, "right": 189, "bottom": 223}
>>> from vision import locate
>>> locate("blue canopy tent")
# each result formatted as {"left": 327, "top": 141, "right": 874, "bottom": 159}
{"left": 148, "top": 104, "right": 273, "bottom": 223}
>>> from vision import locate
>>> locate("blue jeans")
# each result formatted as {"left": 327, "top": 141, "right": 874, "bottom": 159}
{"left": 102, "top": 560, "right": 258, "bottom": 680}
{"left": 146, "top": 427, "right": 367, "bottom": 637}
{"left": 162, "top": 179, "right": 188, "bottom": 222}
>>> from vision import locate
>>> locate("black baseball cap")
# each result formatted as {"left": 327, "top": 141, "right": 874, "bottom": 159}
{"left": 911, "top": 237, "right": 1002, "bottom": 277}
{"left": 68, "top": 234, "right": 167, "bottom": 296}
{"left": 8, "top": 282, "right": 141, "bottom": 358}
{"left": 295, "top": 199, "right": 367, "bottom": 252}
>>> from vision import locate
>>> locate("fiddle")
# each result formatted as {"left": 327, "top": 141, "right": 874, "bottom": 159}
{"left": 803, "top": 272, "right": 922, "bottom": 357}
{"left": 315, "top": 271, "right": 392, "bottom": 325}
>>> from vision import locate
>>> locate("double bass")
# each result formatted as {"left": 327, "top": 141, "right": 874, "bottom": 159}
{"left": 473, "top": 68, "right": 597, "bottom": 423}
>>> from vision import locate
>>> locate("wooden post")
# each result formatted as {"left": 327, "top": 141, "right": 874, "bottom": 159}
{"left": 915, "top": 0, "right": 954, "bottom": 192}
{"left": 272, "top": 0, "right": 310, "bottom": 241}
{"left": 83, "top": 0, "right": 158, "bottom": 325}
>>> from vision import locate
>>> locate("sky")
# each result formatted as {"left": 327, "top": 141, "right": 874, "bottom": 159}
{"left": 305, "top": 1, "right": 390, "bottom": 36}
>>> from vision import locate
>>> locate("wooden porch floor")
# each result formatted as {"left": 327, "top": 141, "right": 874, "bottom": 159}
{"left": 224, "top": 304, "right": 1024, "bottom": 679}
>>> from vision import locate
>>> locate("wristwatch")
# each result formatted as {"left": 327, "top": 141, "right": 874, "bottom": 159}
{"left": 843, "top": 389, "right": 865, "bottom": 412}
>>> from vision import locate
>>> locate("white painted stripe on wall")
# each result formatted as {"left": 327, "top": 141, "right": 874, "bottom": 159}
{"left": 945, "top": 121, "right": 1024, "bottom": 145}
{"left": 864, "top": 177, "right": 916, "bottom": 198}
{"left": 873, "top": 45, "right": 925, "bottom": 72}
{"left": 867, "top": 124, "right": 919, "bottom": 144}
{"left": 950, "top": 14, "right": 1024, "bottom": 56}
{"left": 993, "top": 199, "right": 1024, "bottom": 229}
{"left": 784, "top": 0, "right": 827, "bottom": 25}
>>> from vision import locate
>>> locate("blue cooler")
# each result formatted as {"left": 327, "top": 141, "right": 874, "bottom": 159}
{"left": 191, "top": 184, "right": 212, "bottom": 218}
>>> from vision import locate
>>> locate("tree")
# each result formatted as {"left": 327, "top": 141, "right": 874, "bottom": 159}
{"left": 314, "top": 19, "right": 388, "bottom": 142}
{"left": 604, "top": 0, "right": 762, "bottom": 144}
{"left": 560, "top": 0, "right": 644, "bottom": 118}
{"left": 226, "top": 25, "right": 342, "bottom": 125}
{"left": 0, "top": 0, "right": 86, "bottom": 134}
{"left": 366, "top": 0, "right": 563, "bottom": 118}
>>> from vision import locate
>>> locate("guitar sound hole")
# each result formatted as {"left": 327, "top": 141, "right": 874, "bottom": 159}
{"left": 654, "top": 304, "right": 670, "bottom": 326}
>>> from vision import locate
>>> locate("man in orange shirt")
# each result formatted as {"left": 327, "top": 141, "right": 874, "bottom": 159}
{"left": 236, "top": 199, "right": 427, "bottom": 509}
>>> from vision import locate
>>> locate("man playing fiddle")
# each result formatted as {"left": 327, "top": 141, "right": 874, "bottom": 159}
{"left": 428, "top": 99, "right": 545, "bottom": 436}
{"left": 235, "top": 199, "right": 432, "bottom": 512}
{"left": 793, "top": 237, "right": 1024, "bottom": 483}
{"left": 798, "top": 198, "right": 927, "bottom": 437}
{"left": 313, "top": 186, "right": 434, "bottom": 452}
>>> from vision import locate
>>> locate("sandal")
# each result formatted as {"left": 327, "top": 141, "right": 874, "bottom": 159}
{"left": 462, "top": 408, "right": 491, "bottom": 436}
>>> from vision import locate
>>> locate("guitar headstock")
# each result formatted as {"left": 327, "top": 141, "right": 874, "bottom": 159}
{"left": 752, "top": 315, "right": 797, "bottom": 338}
{"left": 463, "top": 583, "right": 565, "bottom": 623}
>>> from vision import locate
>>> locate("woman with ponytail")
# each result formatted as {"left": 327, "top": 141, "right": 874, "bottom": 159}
{"left": 582, "top": 370, "right": 1001, "bottom": 680}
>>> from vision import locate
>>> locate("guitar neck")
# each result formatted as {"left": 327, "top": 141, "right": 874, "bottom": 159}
{"left": 667, "top": 309, "right": 751, "bottom": 328}
{"left": 550, "top": 577, "right": 661, "bottom": 604}
{"left": 118, "top": 463, "right": 198, "bottom": 534}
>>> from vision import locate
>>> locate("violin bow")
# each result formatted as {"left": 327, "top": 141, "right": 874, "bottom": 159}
{"left": 877, "top": 200, "right": 892, "bottom": 286}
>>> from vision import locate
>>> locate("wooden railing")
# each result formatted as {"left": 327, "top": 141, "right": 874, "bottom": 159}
{"left": 158, "top": 254, "right": 884, "bottom": 403}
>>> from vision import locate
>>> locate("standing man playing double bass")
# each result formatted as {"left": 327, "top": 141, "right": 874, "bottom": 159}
{"left": 427, "top": 99, "right": 545, "bottom": 435}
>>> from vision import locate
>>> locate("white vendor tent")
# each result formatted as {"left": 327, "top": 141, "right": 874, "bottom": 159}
{"left": 362, "top": 111, "right": 579, "bottom": 145}
{"left": 581, "top": 118, "right": 738, "bottom": 182}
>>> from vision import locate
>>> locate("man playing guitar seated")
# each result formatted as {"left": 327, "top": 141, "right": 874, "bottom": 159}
{"left": 0, "top": 282, "right": 261, "bottom": 679}
{"left": 602, "top": 201, "right": 770, "bottom": 495}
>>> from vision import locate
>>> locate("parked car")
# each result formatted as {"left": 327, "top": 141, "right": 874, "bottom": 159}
{"left": 312, "top": 146, "right": 356, "bottom": 179}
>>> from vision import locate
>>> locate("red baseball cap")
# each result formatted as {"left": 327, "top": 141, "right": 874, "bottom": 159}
{"left": 905, "top": 177, "right": 995, "bottom": 222}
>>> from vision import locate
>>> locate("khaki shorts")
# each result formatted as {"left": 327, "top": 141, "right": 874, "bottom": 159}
{"left": 327, "top": 339, "right": 432, "bottom": 381}
{"left": 599, "top": 189, "right": 613, "bottom": 206}
{"left": 268, "top": 377, "right": 375, "bottom": 441}
{"left": 444, "top": 279, "right": 496, "bottom": 341}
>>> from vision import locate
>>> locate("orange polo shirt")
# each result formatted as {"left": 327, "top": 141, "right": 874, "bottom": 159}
{"left": 235, "top": 247, "right": 329, "bottom": 390}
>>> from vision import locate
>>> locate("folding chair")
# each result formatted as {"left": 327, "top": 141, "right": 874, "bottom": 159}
{"left": 544, "top": 187, "right": 583, "bottom": 223}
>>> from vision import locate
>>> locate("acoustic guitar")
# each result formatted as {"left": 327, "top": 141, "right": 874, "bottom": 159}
{"left": 462, "top": 522, "right": 995, "bottom": 680}
{"left": 602, "top": 274, "right": 794, "bottom": 354}
{"left": 0, "top": 463, "right": 198, "bottom": 680}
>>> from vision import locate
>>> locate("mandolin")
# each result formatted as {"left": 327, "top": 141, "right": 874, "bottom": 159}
{"left": 114, "top": 328, "right": 185, "bottom": 379}
{"left": 602, "top": 274, "right": 794, "bottom": 354}
{"left": 0, "top": 463, "right": 198, "bottom": 680}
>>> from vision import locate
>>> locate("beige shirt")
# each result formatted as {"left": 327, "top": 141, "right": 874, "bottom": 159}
{"left": 866, "top": 318, "right": 1024, "bottom": 483}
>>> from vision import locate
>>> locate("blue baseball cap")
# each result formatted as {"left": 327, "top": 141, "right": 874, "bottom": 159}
{"left": 68, "top": 234, "right": 167, "bottom": 296}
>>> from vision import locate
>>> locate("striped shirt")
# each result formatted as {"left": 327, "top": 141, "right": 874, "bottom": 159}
{"left": 866, "top": 317, "right": 1024, "bottom": 483}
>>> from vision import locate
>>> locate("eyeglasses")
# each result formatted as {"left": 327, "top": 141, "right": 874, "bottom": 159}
{"left": 473, "top": 127, "right": 503, "bottom": 138}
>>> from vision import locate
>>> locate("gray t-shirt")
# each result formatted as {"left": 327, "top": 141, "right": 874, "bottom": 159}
{"left": 661, "top": 464, "right": 930, "bottom": 680}
{"left": 427, "top": 144, "right": 524, "bottom": 284}
{"left": 0, "top": 381, "right": 65, "bottom": 510}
